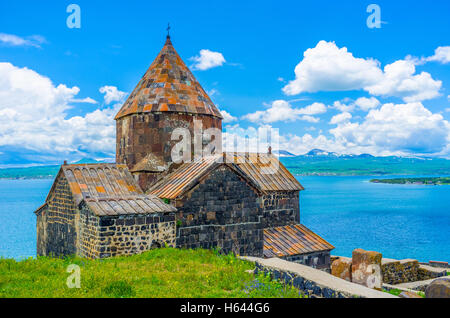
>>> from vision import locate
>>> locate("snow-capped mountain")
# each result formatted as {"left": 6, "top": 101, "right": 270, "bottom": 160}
{"left": 272, "top": 150, "right": 297, "bottom": 157}
{"left": 300, "top": 149, "right": 374, "bottom": 159}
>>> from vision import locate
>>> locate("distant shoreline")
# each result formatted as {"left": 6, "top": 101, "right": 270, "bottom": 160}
{"left": 371, "top": 177, "right": 450, "bottom": 185}
{"left": 2, "top": 173, "right": 450, "bottom": 181}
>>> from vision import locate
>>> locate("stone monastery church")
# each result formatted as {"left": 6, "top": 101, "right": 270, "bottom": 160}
{"left": 35, "top": 34, "right": 334, "bottom": 270}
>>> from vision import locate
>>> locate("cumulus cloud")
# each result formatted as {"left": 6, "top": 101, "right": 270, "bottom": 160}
{"left": 331, "top": 101, "right": 355, "bottom": 113}
{"left": 243, "top": 100, "right": 326, "bottom": 124}
{"left": 226, "top": 102, "right": 450, "bottom": 158}
{"left": 330, "top": 112, "right": 352, "bottom": 125}
{"left": 330, "top": 102, "right": 450, "bottom": 155}
{"left": 282, "top": 41, "right": 383, "bottom": 95}
{"left": 283, "top": 41, "right": 442, "bottom": 102}
{"left": 426, "top": 46, "right": 450, "bottom": 64}
{"left": 0, "top": 62, "right": 121, "bottom": 162}
{"left": 364, "top": 60, "right": 441, "bottom": 102}
{"left": 354, "top": 97, "right": 380, "bottom": 111}
{"left": 99, "top": 86, "right": 127, "bottom": 105}
{"left": 410, "top": 46, "right": 450, "bottom": 65}
{"left": 0, "top": 33, "right": 46, "bottom": 48}
{"left": 220, "top": 110, "right": 237, "bottom": 123}
{"left": 190, "top": 49, "right": 226, "bottom": 71}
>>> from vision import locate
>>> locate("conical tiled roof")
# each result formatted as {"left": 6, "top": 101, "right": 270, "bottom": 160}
{"left": 115, "top": 36, "right": 222, "bottom": 120}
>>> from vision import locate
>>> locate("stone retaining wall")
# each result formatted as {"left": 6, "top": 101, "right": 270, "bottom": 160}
{"left": 244, "top": 257, "right": 396, "bottom": 298}
{"left": 382, "top": 258, "right": 447, "bottom": 284}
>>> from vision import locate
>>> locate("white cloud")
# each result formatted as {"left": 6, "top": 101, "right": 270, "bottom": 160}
{"left": 99, "top": 86, "right": 127, "bottom": 105}
{"left": 330, "top": 112, "right": 352, "bottom": 125}
{"left": 243, "top": 100, "right": 326, "bottom": 124}
{"left": 0, "top": 62, "right": 120, "bottom": 161}
{"left": 282, "top": 41, "right": 383, "bottom": 95}
{"left": 70, "top": 97, "right": 98, "bottom": 104}
{"left": 220, "top": 110, "right": 237, "bottom": 123}
{"left": 226, "top": 102, "right": 450, "bottom": 157}
{"left": 354, "top": 97, "right": 380, "bottom": 111}
{"left": 331, "top": 101, "right": 355, "bottom": 113}
{"left": 190, "top": 49, "right": 226, "bottom": 71}
{"left": 283, "top": 41, "right": 442, "bottom": 102}
{"left": 330, "top": 102, "right": 449, "bottom": 155}
{"left": 426, "top": 46, "right": 450, "bottom": 64}
{"left": 364, "top": 60, "right": 441, "bottom": 102}
{"left": 0, "top": 33, "right": 46, "bottom": 48}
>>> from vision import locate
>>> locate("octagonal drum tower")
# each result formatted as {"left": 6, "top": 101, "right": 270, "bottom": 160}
{"left": 115, "top": 35, "right": 223, "bottom": 190}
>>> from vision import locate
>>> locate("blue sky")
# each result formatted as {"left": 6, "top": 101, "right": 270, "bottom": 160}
{"left": 0, "top": 0, "right": 449, "bottom": 165}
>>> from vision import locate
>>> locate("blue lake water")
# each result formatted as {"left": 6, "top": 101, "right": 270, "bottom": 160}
{"left": 0, "top": 176, "right": 449, "bottom": 262}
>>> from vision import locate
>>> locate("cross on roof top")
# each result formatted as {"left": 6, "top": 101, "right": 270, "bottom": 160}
{"left": 167, "top": 23, "right": 171, "bottom": 38}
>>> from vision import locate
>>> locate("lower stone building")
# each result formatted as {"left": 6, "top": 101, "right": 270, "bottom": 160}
{"left": 35, "top": 154, "right": 334, "bottom": 264}
{"left": 35, "top": 164, "right": 176, "bottom": 258}
{"left": 264, "top": 224, "right": 335, "bottom": 271}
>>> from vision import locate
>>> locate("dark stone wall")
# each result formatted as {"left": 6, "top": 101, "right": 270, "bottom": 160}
{"left": 284, "top": 251, "right": 332, "bottom": 271}
{"left": 78, "top": 203, "right": 176, "bottom": 259}
{"left": 174, "top": 165, "right": 264, "bottom": 256}
{"left": 36, "top": 205, "right": 47, "bottom": 256}
{"left": 116, "top": 112, "right": 222, "bottom": 171}
{"left": 261, "top": 191, "right": 300, "bottom": 228}
{"left": 132, "top": 171, "right": 165, "bottom": 193}
{"left": 36, "top": 175, "right": 78, "bottom": 257}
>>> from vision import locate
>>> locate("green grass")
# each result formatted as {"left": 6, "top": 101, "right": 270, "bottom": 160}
{"left": 385, "top": 288, "right": 403, "bottom": 296}
{"left": 383, "top": 288, "right": 425, "bottom": 298}
{"left": 0, "top": 248, "right": 303, "bottom": 298}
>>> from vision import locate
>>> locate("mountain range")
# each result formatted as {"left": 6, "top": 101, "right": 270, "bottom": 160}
{"left": 278, "top": 149, "right": 450, "bottom": 176}
{"left": 1, "top": 150, "right": 450, "bottom": 179}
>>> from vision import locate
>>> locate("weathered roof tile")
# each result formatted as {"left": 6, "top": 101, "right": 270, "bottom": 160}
{"left": 115, "top": 36, "right": 222, "bottom": 120}
{"left": 264, "top": 224, "right": 334, "bottom": 258}
{"left": 148, "top": 153, "right": 304, "bottom": 199}
{"left": 58, "top": 163, "right": 175, "bottom": 216}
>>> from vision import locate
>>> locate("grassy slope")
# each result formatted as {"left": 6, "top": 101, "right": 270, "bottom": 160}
{"left": 0, "top": 248, "right": 302, "bottom": 298}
